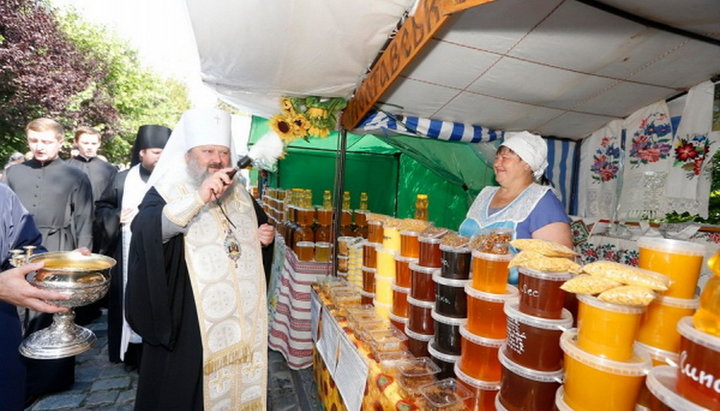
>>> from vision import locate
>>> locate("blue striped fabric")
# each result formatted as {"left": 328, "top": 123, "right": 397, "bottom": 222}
{"left": 545, "top": 138, "right": 578, "bottom": 213}
{"left": 356, "top": 111, "right": 503, "bottom": 143}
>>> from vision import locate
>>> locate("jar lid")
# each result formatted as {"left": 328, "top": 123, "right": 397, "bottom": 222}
{"left": 427, "top": 339, "right": 461, "bottom": 363}
{"left": 517, "top": 267, "right": 573, "bottom": 281}
{"left": 395, "top": 357, "right": 441, "bottom": 377}
{"left": 645, "top": 366, "right": 709, "bottom": 411}
{"left": 368, "top": 220, "right": 383, "bottom": 226}
{"left": 504, "top": 301, "right": 573, "bottom": 330}
{"left": 464, "top": 283, "right": 519, "bottom": 303}
{"left": 336, "top": 255, "right": 350, "bottom": 260}
{"left": 576, "top": 294, "right": 646, "bottom": 314}
{"left": 419, "top": 378, "right": 473, "bottom": 408}
{"left": 376, "top": 247, "right": 398, "bottom": 256}
{"left": 677, "top": 316, "right": 720, "bottom": 352}
{"left": 315, "top": 241, "right": 332, "bottom": 247}
{"left": 554, "top": 387, "right": 573, "bottom": 411}
{"left": 388, "top": 312, "right": 408, "bottom": 324}
{"left": 433, "top": 271, "right": 471, "bottom": 288}
{"left": 376, "top": 275, "right": 393, "bottom": 285}
{"left": 404, "top": 326, "right": 434, "bottom": 341}
{"left": 373, "top": 299, "right": 391, "bottom": 309}
{"left": 391, "top": 283, "right": 410, "bottom": 293}
{"left": 409, "top": 262, "right": 440, "bottom": 275}
{"left": 440, "top": 243, "right": 471, "bottom": 253}
{"left": 637, "top": 236, "right": 707, "bottom": 256}
{"left": 407, "top": 295, "right": 435, "bottom": 308}
{"left": 431, "top": 308, "right": 467, "bottom": 326}
{"left": 654, "top": 295, "right": 699, "bottom": 310}
{"left": 419, "top": 236, "right": 442, "bottom": 244}
{"left": 361, "top": 266, "right": 377, "bottom": 273}
{"left": 363, "top": 241, "right": 382, "bottom": 248}
{"left": 399, "top": 230, "right": 420, "bottom": 236}
{"left": 453, "top": 362, "right": 501, "bottom": 390}
{"left": 459, "top": 324, "right": 505, "bottom": 347}
{"left": 560, "top": 329, "right": 651, "bottom": 376}
{"left": 296, "top": 241, "right": 315, "bottom": 246}
{"left": 472, "top": 250, "right": 513, "bottom": 262}
{"left": 498, "top": 346, "right": 564, "bottom": 383}
{"left": 634, "top": 342, "right": 679, "bottom": 367}
{"left": 358, "top": 289, "right": 375, "bottom": 298}
{"left": 394, "top": 255, "right": 418, "bottom": 264}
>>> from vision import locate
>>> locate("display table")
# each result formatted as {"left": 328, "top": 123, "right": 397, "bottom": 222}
{"left": 311, "top": 286, "right": 426, "bottom": 411}
{"left": 267, "top": 236, "right": 332, "bottom": 369}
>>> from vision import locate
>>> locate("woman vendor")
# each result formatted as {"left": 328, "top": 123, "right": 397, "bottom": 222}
{"left": 459, "top": 131, "right": 573, "bottom": 281}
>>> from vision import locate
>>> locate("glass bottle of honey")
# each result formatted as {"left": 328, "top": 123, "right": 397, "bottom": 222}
{"left": 340, "top": 191, "right": 354, "bottom": 236}
{"left": 414, "top": 194, "right": 428, "bottom": 221}
{"left": 354, "top": 192, "right": 369, "bottom": 238}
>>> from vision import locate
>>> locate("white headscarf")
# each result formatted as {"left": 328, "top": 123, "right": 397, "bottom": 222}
{"left": 147, "top": 108, "right": 236, "bottom": 188}
{"left": 501, "top": 131, "right": 548, "bottom": 179}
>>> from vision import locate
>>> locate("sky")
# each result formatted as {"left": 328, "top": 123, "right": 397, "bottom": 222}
{"left": 51, "top": 0, "right": 217, "bottom": 106}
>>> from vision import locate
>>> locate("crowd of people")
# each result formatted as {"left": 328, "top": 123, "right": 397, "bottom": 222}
{"left": 0, "top": 108, "right": 275, "bottom": 410}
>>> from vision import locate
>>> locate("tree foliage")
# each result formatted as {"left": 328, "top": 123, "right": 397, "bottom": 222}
{"left": 0, "top": 0, "right": 190, "bottom": 164}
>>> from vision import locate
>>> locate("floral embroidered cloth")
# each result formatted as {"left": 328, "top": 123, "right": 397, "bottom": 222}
{"left": 577, "top": 119, "right": 623, "bottom": 218}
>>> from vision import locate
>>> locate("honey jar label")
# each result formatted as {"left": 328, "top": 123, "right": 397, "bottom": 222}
{"left": 506, "top": 317, "right": 526, "bottom": 355}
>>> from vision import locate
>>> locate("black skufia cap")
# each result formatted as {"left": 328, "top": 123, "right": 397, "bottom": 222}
{"left": 131, "top": 125, "right": 171, "bottom": 165}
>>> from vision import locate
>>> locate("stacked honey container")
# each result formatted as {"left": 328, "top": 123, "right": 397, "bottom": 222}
{"left": 388, "top": 224, "right": 420, "bottom": 334}
{"left": 374, "top": 218, "right": 401, "bottom": 319}
{"left": 453, "top": 232, "right": 517, "bottom": 410}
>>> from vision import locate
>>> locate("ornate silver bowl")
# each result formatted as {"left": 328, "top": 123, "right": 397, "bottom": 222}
{"left": 19, "top": 252, "right": 116, "bottom": 359}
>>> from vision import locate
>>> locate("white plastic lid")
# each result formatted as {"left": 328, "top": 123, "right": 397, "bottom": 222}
{"left": 419, "top": 378, "right": 473, "bottom": 408}
{"left": 404, "top": 326, "right": 434, "bottom": 341}
{"left": 376, "top": 276, "right": 393, "bottom": 286}
{"left": 560, "top": 329, "right": 651, "bottom": 376}
{"left": 577, "top": 293, "right": 646, "bottom": 314}
{"left": 364, "top": 241, "right": 382, "bottom": 248}
{"left": 634, "top": 342, "right": 679, "bottom": 367}
{"left": 316, "top": 241, "right": 332, "bottom": 247}
{"left": 654, "top": 294, "right": 700, "bottom": 310}
{"left": 394, "top": 255, "right": 418, "bottom": 264}
{"left": 464, "top": 283, "right": 519, "bottom": 303}
{"left": 517, "top": 267, "right": 573, "bottom": 281}
{"left": 459, "top": 324, "right": 505, "bottom": 348}
{"left": 361, "top": 266, "right": 377, "bottom": 273}
{"left": 440, "top": 243, "right": 471, "bottom": 253}
{"left": 391, "top": 283, "right": 410, "bottom": 293}
{"left": 388, "top": 312, "right": 408, "bottom": 324}
{"left": 419, "top": 236, "right": 442, "bottom": 244}
{"left": 431, "top": 308, "right": 468, "bottom": 326}
{"left": 554, "top": 387, "right": 573, "bottom": 411}
{"left": 409, "top": 262, "right": 440, "bottom": 275}
{"left": 453, "top": 362, "right": 501, "bottom": 390}
{"left": 498, "top": 346, "right": 564, "bottom": 382}
{"left": 337, "top": 255, "right": 350, "bottom": 260}
{"left": 427, "top": 339, "right": 461, "bottom": 363}
{"left": 399, "top": 230, "right": 420, "bottom": 236}
{"left": 376, "top": 247, "right": 398, "bottom": 256}
{"left": 368, "top": 220, "right": 383, "bottom": 226}
{"left": 504, "top": 301, "right": 573, "bottom": 331}
{"left": 297, "top": 241, "right": 315, "bottom": 247}
{"left": 407, "top": 295, "right": 435, "bottom": 308}
{"left": 637, "top": 236, "right": 707, "bottom": 256}
{"left": 472, "top": 250, "right": 513, "bottom": 262}
{"left": 433, "top": 271, "right": 471, "bottom": 288}
{"left": 358, "top": 289, "right": 375, "bottom": 298}
{"left": 373, "top": 299, "right": 391, "bottom": 309}
{"left": 677, "top": 316, "right": 720, "bottom": 352}
{"left": 495, "top": 393, "right": 509, "bottom": 411}
{"left": 646, "top": 366, "right": 710, "bottom": 411}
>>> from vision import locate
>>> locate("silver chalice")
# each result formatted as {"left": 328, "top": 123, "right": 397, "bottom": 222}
{"left": 18, "top": 251, "right": 116, "bottom": 359}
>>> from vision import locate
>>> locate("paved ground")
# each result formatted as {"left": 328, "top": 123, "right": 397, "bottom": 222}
{"left": 25, "top": 309, "right": 321, "bottom": 410}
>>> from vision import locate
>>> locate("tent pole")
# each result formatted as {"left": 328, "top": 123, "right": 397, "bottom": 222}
{"left": 331, "top": 128, "right": 348, "bottom": 276}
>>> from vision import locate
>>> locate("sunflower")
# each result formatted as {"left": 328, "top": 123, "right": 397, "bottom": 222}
{"left": 291, "top": 113, "right": 311, "bottom": 135}
{"left": 280, "top": 98, "right": 295, "bottom": 115}
{"left": 309, "top": 126, "right": 331, "bottom": 139}
{"left": 306, "top": 106, "right": 327, "bottom": 119}
{"left": 270, "top": 114, "right": 294, "bottom": 142}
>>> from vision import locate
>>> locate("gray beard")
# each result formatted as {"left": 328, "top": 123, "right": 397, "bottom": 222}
{"left": 186, "top": 156, "right": 234, "bottom": 199}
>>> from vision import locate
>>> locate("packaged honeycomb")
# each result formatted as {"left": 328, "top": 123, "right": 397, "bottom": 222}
{"left": 560, "top": 274, "right": 621, "bottom": 294}
{"left": 508, "top": 250, "right": 581, "bottom": 273}
{"left": 598, "top": 285, "right": 657, "bottom": 306}
{"left": 510, "top": 238, "right": 578, "bottom": 258}
{"left": 582, "top": 261, "right": 670, "bottom": 291}
{"left": 440, "top": 232, "right": 469, "bottom": 248}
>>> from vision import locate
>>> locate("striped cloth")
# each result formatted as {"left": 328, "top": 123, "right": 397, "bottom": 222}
{"left": 545, "top": 138, "right": 579, "bottom": 214}
{"left": 268, "top": 237, "right": 332, "bottom": 369}
{"left": 357, "top": 111, "right": 504, "bottom": 143}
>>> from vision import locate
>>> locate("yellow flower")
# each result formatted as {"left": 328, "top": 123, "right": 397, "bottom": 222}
{"left": 308, "top": 126, "right": 330, "bottom": 139}
{"left": 280, "top": 98, "right": 295, "bottom": 115}
{"left": 291, "top": 114, "right": 310, "bottom": 133}
{"left": 306, "top": 107, "right": 327, "bottom": 119}
{"left": 270, "top": 114, "right": 294, "bottom": 142}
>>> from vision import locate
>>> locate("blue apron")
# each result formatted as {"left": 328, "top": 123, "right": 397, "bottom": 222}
{"left": 459, "top": 184, "right": 551, "bottom": 283}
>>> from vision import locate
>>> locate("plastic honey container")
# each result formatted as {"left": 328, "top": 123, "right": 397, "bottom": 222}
{"left": 458, "top": 324, "right": 505, "bottom": 382}
{"left": 517, "top": 267, "right": 573, "bottom": 319}
{"left": 635, "top": 342, "right": 679, "bottom": 367}
{"left": 465, "top": 284, "right": 518, "bottom": 339}
{"left": 418, "top": 378, "right": 473, "bottom": 411}
{"left": 471, "top": 250, "right": 512, "bottom": 294}
{"left": 454, "top": 363, "right": 500, "bottom": 411}
{"left": 560, "top": 329, "right": 651, "bottom": 411}
{"left": 394, "top": 254, "right": 416, "bottom": 288}
{"left": 400, "top": 230, "right": 420, "bottom": 258}
{"left": 497, "top": 347, "right": 564, "bottom": 411}
{"left": 637, "top": 237, "right": 706, "bottom": 299}
{"left": 433, "top": 271, "right": 470, "bottom": 318}
{"left": 361, "top": 265, "right": 376, "bottom": 293}
{"left": 383, "top": 225, "right": 401, "bottom": 251}
{"left": 419, "top": 236, "right": 443, "bottom": 268}
{"left": 375, "top": 247, "right": 397, "bottom": 280}
{"left": 388, "top": 312, "right": 408, "bottom": 334}
{"left": 636, "top": 295, "right": 699, "bottom": 353}
{"left": 646, "top": 366, "right": 709, "bottom": 411}
{"left": 358, "top": 289, "right": 374, "bottom": 305}
{"left": 368, "top": 220, "right": 383, "bottom": 244}
{"left": 676, "top": 316, "right": 720, "bottom": 410}
{"left": 576, "top": 294, "right": 645, "bottom": 361}
{"left": 427, "top": 339, "right": 461, "bottom": 380}
{"left": 440, "top": 243, "right": 471, "bottom": 279}
{"left": 407, "top": 296, "right": 435, "bottom": 335}
{"left": 404, "top": 326, "right": 433, "bottom": 357}
{"left": 431, "top": 309, "right": 466, "bottom": 355}
{"left": 504, "top": 301, "right": 573, "bottom": 371}
{"left": 374, "top": 276, "right": 393, "bottom": 305}
{"left": 409, "top": 262, "right": 438, "bottom": 302}
{"left": 391, "top": 283, "right": 410, "bottom": 318}
{"left": 362, "top": 242, "right": 379, "bottom": 268}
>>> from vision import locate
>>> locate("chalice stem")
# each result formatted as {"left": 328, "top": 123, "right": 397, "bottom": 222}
{"left": 50, "top": 310, "right": 76, "bottom": 339}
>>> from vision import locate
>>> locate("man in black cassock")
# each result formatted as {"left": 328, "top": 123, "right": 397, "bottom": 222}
{"left": 0, "top": 183, "right": 70, "bottom": 411}
{"left": 95, "top": 124, "right": 171, "bottom": 366}
{"left": 126, "top": 109, "right": 275, "bottom": 410}
{"left": 66, "top": 126, "right": 118, "bottom": 203}
{"left": 4, "top": 118, "right": 93, "bottom": 402}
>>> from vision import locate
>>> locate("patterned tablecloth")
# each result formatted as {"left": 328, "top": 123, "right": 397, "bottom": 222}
{"left": 267, "top": 236, "right": 332, "bottom": 369}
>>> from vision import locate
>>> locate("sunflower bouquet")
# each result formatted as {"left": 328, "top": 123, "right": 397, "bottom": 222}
{"left": 270, "top": 96, "right": 347, "bottom": 144}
